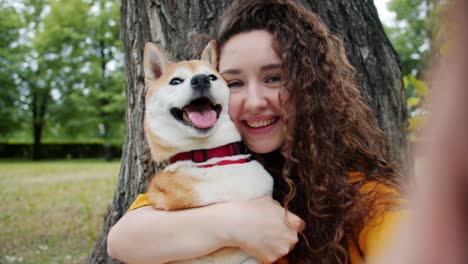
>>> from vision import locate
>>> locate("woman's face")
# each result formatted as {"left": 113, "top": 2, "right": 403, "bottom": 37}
{"left": 219, "top": 30, "right": 286, "bottom": 154}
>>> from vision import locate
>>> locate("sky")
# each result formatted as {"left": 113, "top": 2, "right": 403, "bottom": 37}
{"left": 375, "top": 0, "right": 395, "bottom": 26}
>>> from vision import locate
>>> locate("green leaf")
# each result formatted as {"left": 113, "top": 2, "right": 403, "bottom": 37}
{"left": 408, "top": 115, "right": 426, "bottom": 132}
{"left": 411, "top": 77, "right": 429, "bottom": 97}
{"left": 407, "top": 97, "right": 420, "bottom": 107}
{"left": 403, "top": 75, "right": 410, "bottom": 89}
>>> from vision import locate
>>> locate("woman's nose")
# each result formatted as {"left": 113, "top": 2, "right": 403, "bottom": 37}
{"left": 244, "top": 82, "right": 268, "bottom": 112}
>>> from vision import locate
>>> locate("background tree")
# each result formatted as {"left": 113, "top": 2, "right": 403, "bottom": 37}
{"left": 0, "top": 1, "right": 26, "bottom": 136}
{"left": 386, "top": 0, "right": 433, "bottom": 77}
{"left": 89, "top": 0, "right": 407, "bottom": 262}
{"left": 28, "top": 0, "right": 91, "bottom": 159}
{"left": 84, "top": 0, "right": 125, "bottom": 160}
{"left": 7, "top": 0, "right": 92, "bottom": 159}
{"left": 46, "top": 0, "right": 125, "bottom": 160}
{"left": 385, "top": 0, "right": 447, "bottom": 75}
{"left": 384, "top": 0, "right": 447, "bottom": 139}
{"left": 2, "top": 0, "right": 124, "bottom": 160}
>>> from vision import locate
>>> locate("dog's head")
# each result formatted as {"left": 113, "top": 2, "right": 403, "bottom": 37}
{"left": 143, "top": 41, "right": 240, "bottom": 161}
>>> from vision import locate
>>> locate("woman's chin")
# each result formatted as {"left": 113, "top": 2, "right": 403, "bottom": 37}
{"left": 245, "top": 138, "right": 284, "bottom": 154}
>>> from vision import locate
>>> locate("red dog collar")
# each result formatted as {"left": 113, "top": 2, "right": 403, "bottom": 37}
{"left": 197, "top": 158, "right": 250, "bottom": 168}
{"left": 169, "top": 142, "right": 248, "bottom": 164}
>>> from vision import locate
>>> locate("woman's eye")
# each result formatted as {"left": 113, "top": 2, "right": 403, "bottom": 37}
{"left": 208, "top": 74, "right": 217, "bottom": 81}
{"left": 266, "top": 75, "right": 282, "bottom": 83}
{"left": 169, "top": 78, "right": 183, "bottom": 85}
{"left": 227, "top": 81, "right": 243, "bottom": 89}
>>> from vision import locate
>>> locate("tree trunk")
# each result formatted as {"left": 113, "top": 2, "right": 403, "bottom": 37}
{"left": 32, "top": 90, "right": 40, "bottom": 161}
{"left": 32, "top": 122, "right": 42, "bottom": 161}
{"left": 302, "top": 1, "right": 407, "bottom": 166}
{"left": 99, "top": 40, "right": 114, "bottom": 161}
{"left": 32, "top": 89, "right": 48, "bottom": 161}
{"left": 88, "top": 1, "right": 406, "bottom": 262}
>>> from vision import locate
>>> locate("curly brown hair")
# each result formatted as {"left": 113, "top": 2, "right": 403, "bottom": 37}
{"left": 216, "top": 0, "right": 402, "bottom": 263}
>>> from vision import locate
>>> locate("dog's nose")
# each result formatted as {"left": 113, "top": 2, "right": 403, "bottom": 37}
{"left": 190, "top": 74, "right": 211, "bottom": 92}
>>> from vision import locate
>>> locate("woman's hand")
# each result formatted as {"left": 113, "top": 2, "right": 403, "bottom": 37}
{"left": 222, "top": 196, "right": 305, "bottom": 263}
{"left": 107, "top": 196, "right": 304, "bottom": 264}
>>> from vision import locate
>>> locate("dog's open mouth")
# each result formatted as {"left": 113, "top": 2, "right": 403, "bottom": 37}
{"left": 170, "top": 97, "right": 222, "bottom": 130}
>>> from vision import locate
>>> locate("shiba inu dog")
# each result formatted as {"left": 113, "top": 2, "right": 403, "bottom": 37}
{"left": 142, "top": 40, "right": 273, "bottom": 264}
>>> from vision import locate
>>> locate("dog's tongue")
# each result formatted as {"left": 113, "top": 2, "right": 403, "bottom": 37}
{"left": 184, "top": 105, "right": 217, "bottom": 128}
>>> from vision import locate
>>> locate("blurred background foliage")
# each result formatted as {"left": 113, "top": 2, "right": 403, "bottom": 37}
{"left": 0, "top": 0, "right": 446, "bottom": 159}
{"left": 0, "top": 0, "right": 124, "bottom": 160}
{"left": 384, "top": 0, "right": 449, "bottom": 140}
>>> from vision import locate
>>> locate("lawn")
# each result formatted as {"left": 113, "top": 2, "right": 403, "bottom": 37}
{"left": 0, "top": 160, "right": 120, "bottom": 264}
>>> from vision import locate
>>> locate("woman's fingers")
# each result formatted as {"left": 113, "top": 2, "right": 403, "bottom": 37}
{"left": 223, "top": 196, "right": 304, "bottom": 263}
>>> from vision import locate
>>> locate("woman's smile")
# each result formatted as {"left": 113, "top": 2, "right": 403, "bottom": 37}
{"left": 242, "top": 115, "right": 280, "bottom": 134}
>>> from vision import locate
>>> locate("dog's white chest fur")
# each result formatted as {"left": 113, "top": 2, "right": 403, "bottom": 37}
{"left": 167, "top": 156, "right": 273, "bottom": 205}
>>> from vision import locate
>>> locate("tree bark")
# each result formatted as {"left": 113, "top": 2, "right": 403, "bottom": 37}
{"left": 302, "top": 1, "right": 407, "bottom": 167}
{"left": 88, "top": 1, "right": 406, "bottom": 263}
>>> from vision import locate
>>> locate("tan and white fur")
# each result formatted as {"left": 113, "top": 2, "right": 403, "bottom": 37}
{"left": 143, "top": 41, "right": 273, "bottom": 264}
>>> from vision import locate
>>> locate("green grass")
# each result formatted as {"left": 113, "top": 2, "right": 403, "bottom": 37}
{"left": 0, "top": 160, "right": 120, "bottom": 264}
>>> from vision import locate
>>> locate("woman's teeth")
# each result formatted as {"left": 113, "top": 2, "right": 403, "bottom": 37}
{"left": 246, "top": 119, "right": 276, "bottom": 128}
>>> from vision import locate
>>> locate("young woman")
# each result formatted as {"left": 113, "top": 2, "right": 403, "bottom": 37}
{"left": 107, "top": 1, "right": 404, "bottom": 263}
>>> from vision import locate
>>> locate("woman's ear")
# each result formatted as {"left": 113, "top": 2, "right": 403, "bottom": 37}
{"left": 144, "top": 42, "right": 171, "bottom": 80}
{"left": 201, "top": 40, "right": 218, "bottom": 67}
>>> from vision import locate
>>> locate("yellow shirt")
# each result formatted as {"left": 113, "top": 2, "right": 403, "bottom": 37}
{"left": 128, "top": 172, "right": 406, "bottom": 263}
{"left": 348, "top": 172, "right": 407, "bottom": 263}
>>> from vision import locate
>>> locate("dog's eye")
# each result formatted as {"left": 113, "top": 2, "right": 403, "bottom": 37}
{"left": 169, "top": 78, "right": 183, "bottom": 85}
{"left": 208, "top": 74, "right": 217, "bottom": 81}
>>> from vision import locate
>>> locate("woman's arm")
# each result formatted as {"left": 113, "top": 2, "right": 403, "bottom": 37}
{"left": 107, "top": 196, "right": 304, "bottom": 264}
{"left": 107, "top": 203, "right": 232, "bottom": 264}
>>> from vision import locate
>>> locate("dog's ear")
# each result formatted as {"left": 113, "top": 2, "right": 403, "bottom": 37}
{"left": 201, "top": 40, "right": 218, "bottom": 67}
{"left": 144, "top": 42, "right": 170, "bottom": 80}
